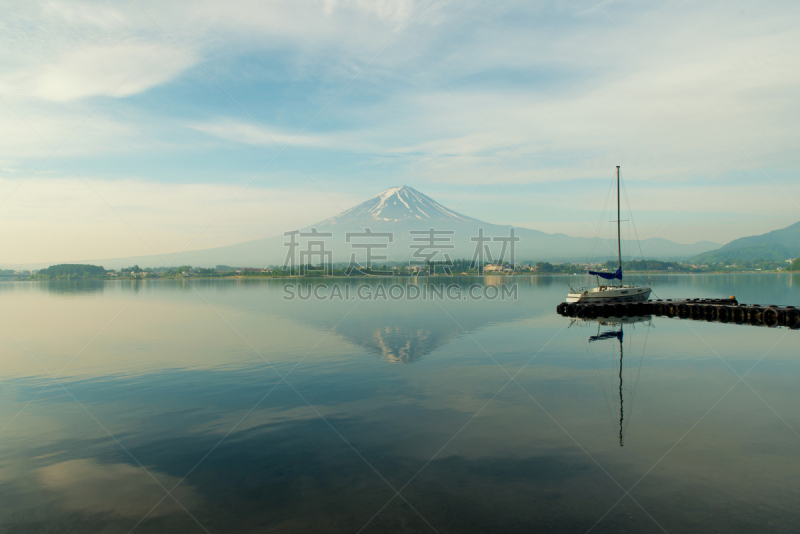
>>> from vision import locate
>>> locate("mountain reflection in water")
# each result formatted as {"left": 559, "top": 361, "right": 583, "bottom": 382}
{"left": 284, "top": 279, "right": 530, "bottom": 363}
{"left": 337, "top": 322, "right": 459, "bottom": 363}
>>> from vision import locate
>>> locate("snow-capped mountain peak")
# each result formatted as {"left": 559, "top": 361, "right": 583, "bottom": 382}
{"left": 318, "top": 186, "right": 478, "bottom": 228}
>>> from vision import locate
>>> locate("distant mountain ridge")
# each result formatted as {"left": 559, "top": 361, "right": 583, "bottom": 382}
{"left": 692, "top": 220, "right": 800, "bottom": 263}
{"left": 722, "top": 220, "right": 800, "bottom": 250}
{"left": 14, "top": 186, "right": 721, "bottom": 269}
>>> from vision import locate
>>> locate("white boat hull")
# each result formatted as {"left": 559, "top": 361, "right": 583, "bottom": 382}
{"left": 566, "top": 286, "right": 651, "bottom": 303}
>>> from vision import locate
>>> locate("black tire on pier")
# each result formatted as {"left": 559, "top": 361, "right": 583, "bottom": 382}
{"left": 677, "top": 303, "right": 689, "bottom": 319}
{"left": 763, "top": 308, "right": 779, "bottom": 328}
{"left": 614, "top": 303, "right": 626, "bottom": 317}
{"left": 566, "top": 304, "right": 576, "bottom": 317}
{"left": 690, "top": 305, "right": 702, "bottom": 320}
{"left": 717, "top": 306, "right": 730, "bottom": 322}
{"left": 785, "top": 309, "right": 799, "bottom": 329}
{"left": 704, "top": 305, "right": 717, "bottom": 321}
{"left": 732, "top": 307, "right": 745, "bottom": 323}
{"left": 653, "top": 302, "right": 664, "bottom": 316}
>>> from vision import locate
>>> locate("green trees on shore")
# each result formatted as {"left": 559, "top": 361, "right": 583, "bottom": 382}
{"left": 34, "top": 264, "right": 106, "bottom": 279}
{"left": 19, "top": 258, "right": 800, "bottom": 281}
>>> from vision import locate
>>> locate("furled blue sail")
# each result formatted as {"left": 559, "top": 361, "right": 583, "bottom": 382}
{"left": 588, "top": 267, "right": 622, "bottom": 280}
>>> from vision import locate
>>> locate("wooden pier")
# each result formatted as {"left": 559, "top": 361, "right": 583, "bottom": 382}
{"left": 557, "top": 298, "right": 800, "bottom": 329}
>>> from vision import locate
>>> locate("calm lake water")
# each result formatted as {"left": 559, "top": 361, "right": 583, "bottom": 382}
{"left": 1, "top": 274, "right": 798, "bottom": 533}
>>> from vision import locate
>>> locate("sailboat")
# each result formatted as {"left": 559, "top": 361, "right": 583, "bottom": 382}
{"left": 566, "top": 166, "right": 651, "bottom": 303}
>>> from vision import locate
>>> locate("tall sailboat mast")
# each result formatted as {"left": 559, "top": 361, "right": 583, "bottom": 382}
{"left": 616, "top": 166, "right": 622, "bottom": 284}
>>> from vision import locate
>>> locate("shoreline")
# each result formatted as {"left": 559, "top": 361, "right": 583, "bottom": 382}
{"left": 4, "top": 270, "right": 797, "bottom": 282}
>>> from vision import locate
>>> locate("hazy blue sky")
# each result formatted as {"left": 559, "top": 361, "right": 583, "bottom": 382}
{"left": 1, "top": 0, "right": 799, "bottom": 264}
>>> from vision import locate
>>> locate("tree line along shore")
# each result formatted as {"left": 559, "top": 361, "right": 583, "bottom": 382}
{"left": 4, "top": 258, "right": 799, "bottom": 281}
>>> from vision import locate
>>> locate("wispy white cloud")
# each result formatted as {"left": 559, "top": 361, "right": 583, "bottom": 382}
{"left": 0, "top": 42, "right": 194, "bottom": 101}
{"left": 1, "top": 0, "right": 799, "bottom": 262}
{"left": 0, "top": 0, "right": 430, "bottom": 102}
{"left": 187, "top": 118, "right": 370, "bottom": 151}
{"left": 0, "top": 1, "right": 195, "bottom": 101}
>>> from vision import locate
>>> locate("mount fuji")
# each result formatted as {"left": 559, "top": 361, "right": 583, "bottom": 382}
{"left": 72, "top": 186, "right": 720, "bottom": 269}
{"left": 318, "top": 186, "right": 479, "bottom": 228}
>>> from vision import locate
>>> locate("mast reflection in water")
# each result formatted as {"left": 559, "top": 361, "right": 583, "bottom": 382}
{"left": 582, "top": 315, "right": 653, "bottom": 447}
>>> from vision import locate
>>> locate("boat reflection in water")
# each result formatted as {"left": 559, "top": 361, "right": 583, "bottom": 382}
{"left": 573, "top": 314, "right": 653, "bottom": 447}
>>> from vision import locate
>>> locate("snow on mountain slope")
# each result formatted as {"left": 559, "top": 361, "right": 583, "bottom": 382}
{"left": 317, "top": 186, "right": 478, "bottom": 227}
